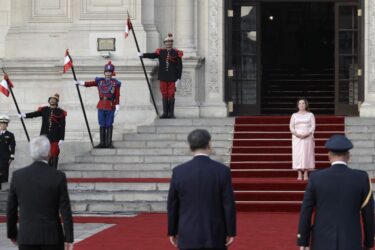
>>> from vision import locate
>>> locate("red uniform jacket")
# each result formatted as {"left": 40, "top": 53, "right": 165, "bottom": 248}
{"left": 84, "top": 77, "right": 121, "bottom": 111}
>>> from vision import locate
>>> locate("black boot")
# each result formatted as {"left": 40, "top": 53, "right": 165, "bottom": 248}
{"left": 168, "top": 98, "right": 176, "bottom": 119}
{"left": 51, "top": 157, "right": 59, "bottom": 169}
{"left": 48, "top": 158, "right": 53, "bottom": 167}
{"left": 160, "top": 98, "right": 169, "bottom": 119}
{"left": 106, "top": 126, "right": 114, "bottom": 148}
{"left": 95, "top": 127, "right": 106, "bottom": 148}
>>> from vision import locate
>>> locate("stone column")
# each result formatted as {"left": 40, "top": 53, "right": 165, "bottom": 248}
{"left": 199, "top": 0, "right": 227, "bottom": 117}
{"left": 360, "top": 0, "right": 375, "bottom": 117}
{"left": 175, "top": 0, "right": 196, "bottom": 56}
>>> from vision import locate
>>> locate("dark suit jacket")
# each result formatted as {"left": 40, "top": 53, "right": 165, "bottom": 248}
{"left": 7, "top": 161, "right": 74, "bottom": 244}
{"left": 168, "top": 155, "right": 236, "bottom": 249}
{"left": 297, "top": 164, "right": 374, "bottom": 250}
{"left": 0, "top": 130, "right": 16, "bottom": 160}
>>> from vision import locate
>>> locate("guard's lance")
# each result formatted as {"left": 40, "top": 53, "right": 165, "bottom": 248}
{"left": 65, "top": 51, "right": 95, "bottom": 148}
{"left": 127, "top": 12, "right": 160, "bottom": 117}
{"left": 1, "top": 68, "right": 30, "bottom": 142}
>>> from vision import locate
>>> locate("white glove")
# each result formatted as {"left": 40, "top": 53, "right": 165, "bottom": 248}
{"left": 18, "top": 113, "right": 26, "bottom": 119}
{"left": 74, "top": 80, "right": 85, "bottom": 86}
{"left": 137, "top": 52, "right": 143, "bottom": 57}
{"left": 175, "top": 79, "right": 181, "bottom": 88}
{"left": 58, "top": 140, "right": 64, "bottom": 148}
{"left": 115, "top": 105, "right": 120, "bottom": 117}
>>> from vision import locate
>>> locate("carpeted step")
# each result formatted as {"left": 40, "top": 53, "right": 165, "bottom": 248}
{"left": 231, "top": 146, "right": 329, "bottom": 154}
{"left": 235, "top": 116, "right": 344, "bottom": 124}
{"left": 231, "top": 169, "right": 314, "bottom": 178}
{"left": 230, "top": 162, "right": 328, "bottom": 170}
{"left": 236, "top": 201, "right": 302, "bottom": 212}
{"left": 232, "top": 139, "right": 329, "bottom": 147}
{"left": 230, "top": 154, "right": 328, "bottom": 162}
{"left": 232, "top": 132, "right": 343, "bottom": 140}
{"left": 235, "top": 191, "right": 304, "bottom": 201}
{"left": 232, "top": 178, "right": 307, "bottom": 191}
{"left": 234, "top": 124, "right": 344, "bottom": 132}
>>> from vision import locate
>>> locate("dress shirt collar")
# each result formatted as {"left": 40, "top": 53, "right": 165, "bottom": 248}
{"left": 331, "top": 161, "right": 348, "bottom": 166}
{"left": 194, "top": 153, "right": 209, "bottom": 157}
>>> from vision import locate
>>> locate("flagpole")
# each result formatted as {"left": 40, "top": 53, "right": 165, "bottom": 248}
{"left": 66, "top": 52, "right": 95, "bottom": 148}
{"left": 1, "top": 68, "right": 30, "bottom": 142}
{"left": 127, "top": 13, "right": 160, "bottom": 117}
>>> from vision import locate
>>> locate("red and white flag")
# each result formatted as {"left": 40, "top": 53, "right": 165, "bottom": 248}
{"left": 0, "top": 75, "right": 13, "bottom": 97}
{"left": 63, "top": 49, "right": 73, "bottom": 73}
{"left": 125, "top": 17, "right": 132, "bottom": 38}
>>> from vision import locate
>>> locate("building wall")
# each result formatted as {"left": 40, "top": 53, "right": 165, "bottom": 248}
{"left": 0, "top": 0, "right": 228, "bottom": 142}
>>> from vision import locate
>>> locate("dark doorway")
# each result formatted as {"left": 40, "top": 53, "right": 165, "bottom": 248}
{"left": 261, "top": 2, "right": 335, "bottom": 114}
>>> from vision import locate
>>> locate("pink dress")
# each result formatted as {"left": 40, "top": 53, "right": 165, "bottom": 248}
{"left": 289, "top": 112, "right": 316, "bottom": 170}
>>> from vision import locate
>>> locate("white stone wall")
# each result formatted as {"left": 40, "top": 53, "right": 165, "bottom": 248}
{"left": 0, "top": 0, "right": 228, "bottom": 142}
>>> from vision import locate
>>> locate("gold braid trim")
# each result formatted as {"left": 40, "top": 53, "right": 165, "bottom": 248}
{"left": 361, "top": 176, "right": 373, "bottom": 209}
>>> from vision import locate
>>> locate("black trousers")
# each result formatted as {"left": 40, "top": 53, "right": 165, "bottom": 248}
{"left": 0, "top": 158, "right": 10, "bottom": 183}
{"left": 19, "top": 243, "right": 64, "bottom": 250}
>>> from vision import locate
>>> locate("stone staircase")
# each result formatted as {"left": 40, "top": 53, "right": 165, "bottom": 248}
{"left": 61, "top": 118, "right": 234, "bottom": 214}
{"left": 346, "top": 117, "right": 375, "bottom": 177}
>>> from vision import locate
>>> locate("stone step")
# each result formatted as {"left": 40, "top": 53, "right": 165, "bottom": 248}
{"left": 68, "top": 182, "right": 169, "bottom": 192}
{"left": 71, "top": 201, "right": 167, "bottom": 213}
{"left": 76, "top": 155, "right": 228, "bottom": 164}
{"left": 89, "top": 147, "right": 230, "bottom": 156}
{"left": 65, "top": 170, "right": 172, "bottom": 178}
{"left": 137, "top": 125, "right": 234, "bottom": 134}
{"left": 153, "top": 118, "right": 234, "bottom": 126}
{"left": 122, "top": 133, "right": 232, "bottom": 141}
{"left": 69, "top": 190, "right": 168, "bottom": 202}
{"left": 61, "top": 163, "right": 174, "bottom": 171}
{"left": 113, "top": 140, "right": 231, "bottom": 149}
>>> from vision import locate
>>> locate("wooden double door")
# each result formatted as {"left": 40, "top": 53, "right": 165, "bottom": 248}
{"left": 225, "top": 0, "right": 363, "bottom": 116}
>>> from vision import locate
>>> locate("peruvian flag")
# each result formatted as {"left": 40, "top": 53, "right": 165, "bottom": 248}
{"left": 0, "top": 75, "right": 13, "bottom": 97}
{"left": 125, "top": 17, "right": 132, "bottom": 38}
{"left": 63, "top": 49, "right": 73, "bottom": 73}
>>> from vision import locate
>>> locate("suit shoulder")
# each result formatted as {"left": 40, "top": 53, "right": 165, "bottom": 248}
{"left": 113, "top": 79, "right": 121, "bottom": 86}
{"left": 95, "top": 77, "right": 105, "bottom": 82}
{"left": 37, "top": 106, "right": 48, "bottom": 112}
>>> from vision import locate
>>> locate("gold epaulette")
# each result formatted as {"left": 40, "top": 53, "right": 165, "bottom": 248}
{"left": 361, "top": 176, "right": 372, "bottom": 209}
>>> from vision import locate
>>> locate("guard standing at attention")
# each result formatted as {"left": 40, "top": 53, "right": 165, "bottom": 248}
{"left": 138, "top": 33, "right": 183, "bottom": 119}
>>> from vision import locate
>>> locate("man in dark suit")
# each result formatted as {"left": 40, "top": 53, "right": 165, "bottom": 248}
{"left": 168, "top": 129, "right": 236, "bottom": 250}
{"left": 297, "top": 135, "right": 374, "bottom": 250}
{"left": 7, "top": 135, "right": 74, "bottom": 250}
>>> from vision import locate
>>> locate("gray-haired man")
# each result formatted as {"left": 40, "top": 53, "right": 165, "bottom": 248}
{"left": 6, "top": 135, "right": 74, "bottom": 250}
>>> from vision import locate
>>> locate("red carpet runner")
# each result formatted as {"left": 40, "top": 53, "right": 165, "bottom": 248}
{"left": 231, "top": 116, "right": 345, "bottom": 212}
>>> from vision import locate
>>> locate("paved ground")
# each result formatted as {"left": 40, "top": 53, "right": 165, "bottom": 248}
{"left": 0, "top": 223, "right": 114, "bottom": 250}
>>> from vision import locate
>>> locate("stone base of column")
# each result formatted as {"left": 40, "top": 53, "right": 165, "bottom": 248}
{"left": 359, "top": 102, "right": 375, "bottom": 117}
{"left": 199, "top": 103, "right": 228, "bottom": 118}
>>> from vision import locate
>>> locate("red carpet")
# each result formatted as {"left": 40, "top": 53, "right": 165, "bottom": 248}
{"left": 0, "top": 213, "right": 300, "bottom": 249}
{"left": 71, "top": 213, "right": 299, "bottom": 250}
{"left": 231, "top": 116, "right": 345, "bottom": 212}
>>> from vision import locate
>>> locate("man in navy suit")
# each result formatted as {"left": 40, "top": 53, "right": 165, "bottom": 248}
{"left": 167, "top": 129, "right": 236, "bottom": 250}
{"left": 297, "top": 135, "right": 374, "bottom": 250}
{"left": 7, "top": 135, "right": 74, "bottom": 250}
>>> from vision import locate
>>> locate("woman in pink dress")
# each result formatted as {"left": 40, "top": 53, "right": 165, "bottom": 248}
{"left": 289, "top": 98, "right": 315, "bottom": 180}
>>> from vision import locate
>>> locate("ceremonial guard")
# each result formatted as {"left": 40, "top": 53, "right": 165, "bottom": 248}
{"left": 139, "top": 33, "right": 183, "bottom": 119}
{"left": 75, "top": 61, "right": 121, "bottom": 148}
{"left": 297, "top": 135, "right": 374, "bottom": 250}
{"left": 20, "top": 93, "right": 66, "bottom": 169}
{"left": 0, "top": 115, "right": 15, "bottom": 190}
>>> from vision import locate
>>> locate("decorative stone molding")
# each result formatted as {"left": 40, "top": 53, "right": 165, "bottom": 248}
{"left": 80, "top": 0, "right": 136, "bottom": 20}
{"left": 30, "top": 0, "right": 72, "bottom": 23}
{"left": 176, "top": 71, "right": 193, "bottom": 97}
{"left": 207, "top": 0, "right": 219, "bottom": 94}
{"left": 368, "top": 0, "right": 375, "bottom": 93}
